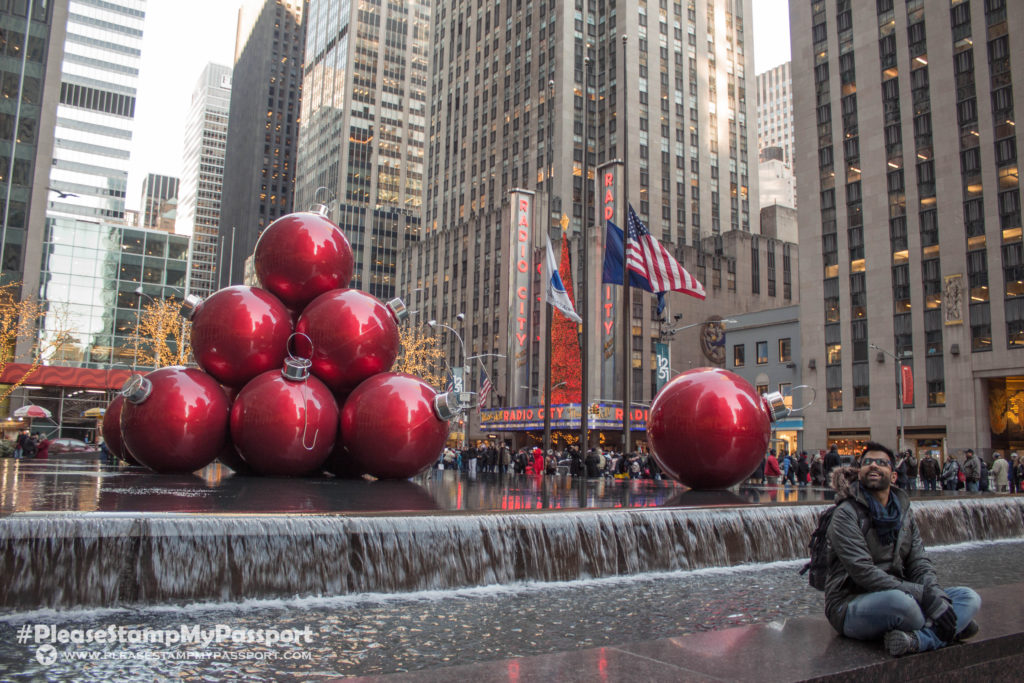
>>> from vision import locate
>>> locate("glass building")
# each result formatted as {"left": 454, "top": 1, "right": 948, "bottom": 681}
{"left": 293, "top": 0, "right": 428, "bottom": 300}
{"left": 39, "top": 218, "right": 189, "bottom": 369}
{"left": 0, "top": 0, "right": 66, "bottom": 287}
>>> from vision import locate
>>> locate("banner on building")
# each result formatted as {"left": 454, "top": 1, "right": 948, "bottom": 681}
{"left": 655, "top": 342, "right": 671, "bottom": 393}
{"left": 507, "top": 190, "right": 535, "bottom": 406}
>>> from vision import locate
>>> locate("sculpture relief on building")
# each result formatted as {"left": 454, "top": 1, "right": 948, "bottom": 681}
{"left": 943, "top": 274, "right": 963, "bottom": 326}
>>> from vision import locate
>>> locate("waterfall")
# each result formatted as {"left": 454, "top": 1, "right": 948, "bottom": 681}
{"left": 3, "top": 498, "right": 1022, "bottom": 610}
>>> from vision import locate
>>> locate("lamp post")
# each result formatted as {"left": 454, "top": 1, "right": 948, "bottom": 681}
{"left": 869, "top": 343, "right": 910, "bottom": 454}
{"left": 429, "top": 315, "right": 469, "bottom": 447}
{"left": 656, "top": 319, "right": 737, "bottom": 389}
{"left": 581, "top": 52, "right": 593, "bottom": 458}
{"left": 543, "top": 78, "right": 556, "bottom": 455}
{"left": 620, "top": 34, "right": 632, "bottom": 457}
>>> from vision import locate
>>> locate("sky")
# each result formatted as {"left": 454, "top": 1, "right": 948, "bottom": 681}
{"left": 126, "top": 0, "right": 792, "bottom": 214}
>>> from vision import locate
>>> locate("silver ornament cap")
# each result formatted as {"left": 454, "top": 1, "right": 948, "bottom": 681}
{"left": 121, "top": 374, "right": 152, "bottom": 404}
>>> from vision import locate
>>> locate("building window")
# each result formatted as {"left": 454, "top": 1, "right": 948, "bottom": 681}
{"left": 779, "top": 338, "right": 792, "bottom": 363}
{"left": 853, "top": 362, "right": 870, "bottom": 410}
{"left": 734, "top": 344, "right": 745, "bottom": 367}
{"left": 1008, "top": 298, "right": 1024, "bottom": 348}
{"left": 971, "top": 302, "right": 992, "bottom": 351}
{"left": 756, "top": 341, "right": 768, "bottom": 364}
{"left": 756, "top": 383, "right": 768, "bottom": 396}
{"left": 926, "top": 356, "right": 945, "bottom": 406}
{"left": 827, "top": 365, "right": 842, "bottom": 412}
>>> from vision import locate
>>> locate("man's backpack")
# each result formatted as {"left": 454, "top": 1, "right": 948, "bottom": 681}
{"left": 799, "top": 500, "right": 869, "bottom": 591}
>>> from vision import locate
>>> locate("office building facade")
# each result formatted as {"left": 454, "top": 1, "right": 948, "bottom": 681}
{"left": 756, "top": 61, "right": 794, "bottom": 166}
{"left": 0, "top": 0, "right": 67, "bottom": 290}
{"left": 139, "top": 172, "right": 178, "bottom": 231}
{"left": 792, "top": 0, "right": 1024, "bottom": 457}
{"left": 217, "top": 0, "right": 307, "bottom": 289}
{"left": 401, "top": 0, "right": 759, "bottom": 444}
{"left": 292, "top": 0, "right": 429, "bottom": 299}
{"left": 178, "top": 63, "right": 231, "bottom": 298}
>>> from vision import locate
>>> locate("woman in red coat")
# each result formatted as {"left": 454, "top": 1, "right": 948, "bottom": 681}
{"left": 36, "top": 438, "right": 51, "bottom": 460}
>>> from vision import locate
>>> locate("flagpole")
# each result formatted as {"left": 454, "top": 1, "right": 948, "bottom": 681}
{"left": 543, "top": 79, "right": 555, "bottom": 455}
{"left": 619, "top": 34, "right": 632, "bottom": 457}
{"left": 580, "top": 54, "right": 592, "bottom": 456}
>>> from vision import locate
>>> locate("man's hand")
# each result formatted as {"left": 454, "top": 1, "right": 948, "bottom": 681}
{"left": 921, "top": 585, "right": 957, "bottom": 642}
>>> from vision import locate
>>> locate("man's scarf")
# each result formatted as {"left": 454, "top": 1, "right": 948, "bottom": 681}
{"left": 868, "top": 494, "right": 903, "bottom": 545}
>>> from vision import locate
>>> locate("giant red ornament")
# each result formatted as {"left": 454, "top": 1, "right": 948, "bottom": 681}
{"left": 648, "top": 367, "right": 781, "bottom": 489}
{"left": 294, "top": 290, "right": 407, "bottom": 396}
{"left": 101, "top": 394, "right": 139, "bottom": 466}
{"left": 337, "top": 373, "right": 462, "bottom": 479}
{"left": 119, "top": 367, "right": 231, "bottom": 474}
{"left": 253, "top": 207, "right": 354, "bottom": 310}
{"left": 184, "top": 285, "right": 293, "bottom": 389}
{"left": 230, "top": 358, "right": 339, "bottom": 476}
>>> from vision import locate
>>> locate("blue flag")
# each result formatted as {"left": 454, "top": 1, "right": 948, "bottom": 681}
{"left": 602, "top": 219, "right": 667, "bottom": 314}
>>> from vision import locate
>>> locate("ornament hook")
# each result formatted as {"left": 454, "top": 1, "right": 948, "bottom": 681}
{"left": 786, "top": 384, "right": 817, "bottom": 415}
{"left": 283, "top": 332, "right": 319, "bottom": 450}
{"left": 311, "top": 187, "right": 335, "bottom": 218}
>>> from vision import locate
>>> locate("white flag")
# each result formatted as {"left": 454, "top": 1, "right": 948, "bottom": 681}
{"left": 545, "top": 236, "right": 583, "bottom": 323}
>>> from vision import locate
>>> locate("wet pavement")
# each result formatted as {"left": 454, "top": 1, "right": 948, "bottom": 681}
{"left": 0, "top": 538, "right": 1020, "bottom": 681}
{"left": 0, "top": 458, "right": 987, "bottom": 516}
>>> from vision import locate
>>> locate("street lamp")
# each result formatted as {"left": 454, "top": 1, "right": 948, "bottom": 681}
{"left": 869, "top": 343, "right": 911, "bottom": 454}
{"left": 429, "top": 315, "right": 469, "bottom": 446}
{"left": 661, "top": 318, "right": 737, "bottom": 337}
{"left": 543, "top": 78, "right": 557, "bottom": 455}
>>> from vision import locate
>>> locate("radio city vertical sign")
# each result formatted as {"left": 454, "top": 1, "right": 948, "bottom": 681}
{"left": 507, "top": 189, "right": 535, "bottom": 406}
{"left": 597, "top": 161, "right": 623, "bottom": 401}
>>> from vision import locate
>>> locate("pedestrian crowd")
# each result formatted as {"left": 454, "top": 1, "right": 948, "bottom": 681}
{"left": 749, "top": 444, "right": 1023, "bottom": 493}
{"left": 436, "top": 443, "right": 664, "bottom": 479}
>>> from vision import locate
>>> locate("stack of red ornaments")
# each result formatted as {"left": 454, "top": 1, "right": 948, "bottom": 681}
{"left": 102, "top": 207, "right": 457, "bottom": 478}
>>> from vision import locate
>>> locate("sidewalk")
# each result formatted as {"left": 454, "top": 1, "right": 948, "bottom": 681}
{"left": 353, "top": 582, "right": 1024, "bottom": 682}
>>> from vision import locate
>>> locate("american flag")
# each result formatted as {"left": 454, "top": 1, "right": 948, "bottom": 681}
{"left": 445, "top": 369, "right": 454, "bottom": 392}
{"left": 478, "top": 367, "right": 493, "bottom": 408}
{"left": 626, "top": 204, "right": 706, "bottom": 300}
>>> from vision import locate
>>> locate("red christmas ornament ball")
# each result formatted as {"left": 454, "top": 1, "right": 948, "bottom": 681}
{"left": 648, "top": 367, "right": 772, "bottom": 489}
{"left": 339, "top": 373, "right": 450, "bottom": 479}
{"left": 230, "top": 368, "right": 339, "bottom": 476}
{"left": 101, "top": 394, "right": 139, "bottom": 465}
{"left": 120, "top": 367, "right": 231, "bottom": 474}
{"left": 253, "top": 210, "right": 353, "bottom": 310}
{"left": 294, "top": 289, "right": 401, "bottom": 396}
{"left": 189, "top": 286, "right": 293, "bottom": 389}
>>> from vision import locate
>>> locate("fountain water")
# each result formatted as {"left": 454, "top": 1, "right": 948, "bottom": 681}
{"left": 2, "top": 498, "right": 1022, "bottom": 610}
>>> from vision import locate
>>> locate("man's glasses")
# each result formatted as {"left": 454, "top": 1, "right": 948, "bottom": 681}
{"left": 861, "top": 457, "right": 892, "bottom": 468}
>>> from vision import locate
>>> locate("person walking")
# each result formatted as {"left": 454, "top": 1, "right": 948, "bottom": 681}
{"left": 1009, "top": 452, "right": 1020, "bottom": 493}
{"left": 824, "top": 445, "right": 842, "bottom": 480}
{"left": 1014, "top": 455, "right": 1024, "bottom": 495}
{"left": 810, "top": 453, "right": 825, "bottom": 486}
{"left": 903, "top": 450, "right": 918, "bottom": 491}
{"left": 918, "top": 451, "right": 940, "bottom": 492}
{"left": 991, "top": 452, "right": 1010, "bottom": 493}
{"left": 797, "top": 451, "right": 811, "bottom": 487}
{"left": 764, "top": 450, "right": 782, "bottom": 484}
{"left": 941, "top": 456, "right": 961, "bottom": 491}
{"left": 962, "top": 449, "right": 982, "bottom": 492}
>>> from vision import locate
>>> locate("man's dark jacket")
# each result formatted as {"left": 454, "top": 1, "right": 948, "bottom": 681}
{"left": 824, "top": 467, "right": 938, "bottom": 633}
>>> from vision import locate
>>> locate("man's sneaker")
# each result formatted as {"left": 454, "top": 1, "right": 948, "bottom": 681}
{"left": 884, "top": 630, "right": 920, "bottom": 657}
{"left": 956, "top": 620, "right": 980, "bottom": 641}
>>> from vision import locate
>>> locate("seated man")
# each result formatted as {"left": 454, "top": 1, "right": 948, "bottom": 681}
{"left": 825, "top": 441, "right": 981, "bottom": 656}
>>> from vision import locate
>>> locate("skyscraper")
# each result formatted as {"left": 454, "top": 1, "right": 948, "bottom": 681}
{"left": 36, "top": 0, "right": 146, "bottom": 364}
{"left": 139, "top": 173, "right": 178, "bottom": 231}
{"left": 293, "top": 0, "right": 429, "bottom": 300}
{"left": 0, "top": 0, "right": 68, "bottom": 291}
{"left": 401, "top": 0, "right": 759, "bottom": 442}
{"left": 178, "top": 63, "right": 231, "bottom": 298}
{"left": 793, "top": 0, "right": 1023, "bottom": 455}
{"left": 217, "top": 0, "right": 307, "bottom": 289}
{"left": 756, "top": 61, "right": 794, "bottom": 166}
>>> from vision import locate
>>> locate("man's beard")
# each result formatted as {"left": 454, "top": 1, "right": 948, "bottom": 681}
{"left": 860, "top": 470, "right": 890, "bottom": 491}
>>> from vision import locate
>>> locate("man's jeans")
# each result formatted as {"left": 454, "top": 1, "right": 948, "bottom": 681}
{"left": 922, "top": 478, "right": 938, "bottom": 491}
{"left": 966, "top": 480, "right": 980, "bottom": 492}
{"left": 843, "top": 587, "right": 981, "bottom": 651}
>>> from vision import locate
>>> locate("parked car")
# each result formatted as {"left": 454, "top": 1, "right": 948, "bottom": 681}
{"left": 47, "top": 438, "right": 102, "bottom": 458}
